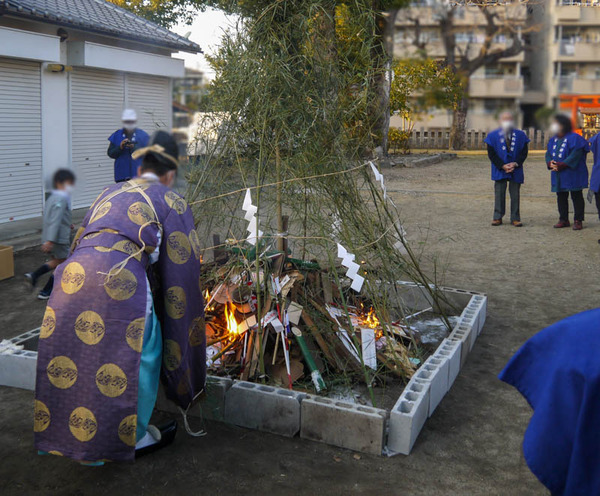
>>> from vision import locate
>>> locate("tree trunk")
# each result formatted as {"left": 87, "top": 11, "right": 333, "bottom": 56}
{"left": 449, "top": 80, "right": 469, "bottom": 150}
{"left": 370, "top": 4, "right": 390, "bottom": 156}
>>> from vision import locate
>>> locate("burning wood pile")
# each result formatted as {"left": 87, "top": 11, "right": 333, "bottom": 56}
{"left": 201, "top": 248, "right": 421, "bottom": 394}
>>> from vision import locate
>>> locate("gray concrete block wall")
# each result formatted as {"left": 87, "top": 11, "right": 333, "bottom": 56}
{"left": 224, "top": 381, "right": 306, "bottom": 437}
{"left": 435, "top": 338, "right": 462, "bottom": 388}
{"left": 387, "top": 375, "right": 430, "bottom": 455}
{"left": 0, "top": 350, "right": 37, "bottom": 390}
{"left": 420, "top": 356, "right": 450, "bottom": 416}
{"left": 300, "top": 396, "right": 389, "bottom": 455}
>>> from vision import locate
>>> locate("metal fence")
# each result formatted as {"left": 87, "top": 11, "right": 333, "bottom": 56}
{"left": 408, "top": 128, "right": 549, "bottom": 151}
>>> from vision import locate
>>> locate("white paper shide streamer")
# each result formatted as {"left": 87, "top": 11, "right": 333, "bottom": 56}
{"left": 369, "top": 161, "right": 387, "bottom": 199}
{"left": 242, "top": 189, "right": 263, "bottom": 245}
{"left": 337, "top": 243, "right": 364, "bottom": 292}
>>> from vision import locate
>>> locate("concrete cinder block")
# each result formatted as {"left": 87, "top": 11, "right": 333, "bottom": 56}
{"left": 224, "top": 381, "right": 305, "bottom": 437}
{"left": 436, "top": 338, "right": 461, "bottom": 388}
{"left": 155, "top": 375, "right": 233, "bottom": 422}
{"left": 387, "top": 377, "right": 430, "bottom": 455}
{"left": 0, "top": 350, "right": 37, "bottom": 390}
{"left": 417, "top": 357, "right": 449, "bottom": 417}
{"left": 448, "top": 325, "right": 471, "bottom": 368}
{"left": 300, "top": 396, "right": 388, "bottom": 455}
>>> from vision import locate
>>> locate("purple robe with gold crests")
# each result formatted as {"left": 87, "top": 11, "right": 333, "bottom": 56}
{"left": 33, "top": 178, "right": 205, "bottom": 462}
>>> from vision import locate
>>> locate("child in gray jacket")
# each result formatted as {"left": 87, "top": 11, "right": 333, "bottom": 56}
{"left": 25, "top": 169, "right": 75, "bottom": 299}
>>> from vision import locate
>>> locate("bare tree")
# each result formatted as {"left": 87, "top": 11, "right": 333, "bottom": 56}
{"left": 404, "top": 0, "right": 536, "bottom": 150}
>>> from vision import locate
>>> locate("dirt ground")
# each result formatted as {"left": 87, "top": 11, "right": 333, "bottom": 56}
{"left": 2, "top": 153, "right": 599, "bottom": 495}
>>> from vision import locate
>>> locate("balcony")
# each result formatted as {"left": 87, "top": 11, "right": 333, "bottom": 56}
{"left": 554, "top": 4, "right": 600, "bottom": 24}
{"left": 469, "top": 76, "right": 524, "bottom": 98}
{"left": 556, "top": 76, "right": 600, "bottom": 93}
{"left": 394, "top": 39, "right": 525, "bottom": 62}
{"left": 553, "top": 41, "right": 600, "bottom": 61}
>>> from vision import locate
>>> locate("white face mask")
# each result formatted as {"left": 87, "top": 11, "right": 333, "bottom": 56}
{"left": 64, "top": 184, "right": 74, "bottom": 195}
{"left": 550, "top": 122, "right": 561, "bottom": 135}
{"left": 500, "top": 120, "right": 514, "bottom": 132}
{"left": 123, "top": 123, "right": 136, "bottom": 132}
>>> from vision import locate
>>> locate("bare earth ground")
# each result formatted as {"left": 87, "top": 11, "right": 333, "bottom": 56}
{"left": 1, "top": 154, "right": 599, "bottom": 495}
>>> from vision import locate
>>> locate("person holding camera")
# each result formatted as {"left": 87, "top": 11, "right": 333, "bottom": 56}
{"left": 107, "top": 109, "right": 150, "bottom": 182}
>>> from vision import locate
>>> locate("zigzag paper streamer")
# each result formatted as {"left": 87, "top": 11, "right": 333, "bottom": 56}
{"left": 369, "top": 161, "right": 387, "bottom": 199}
{"left": 242, "top": 189, "right": 263, "bottom": 245}
{"left": 337, "top": 243, "right": 364, "bottom": 292}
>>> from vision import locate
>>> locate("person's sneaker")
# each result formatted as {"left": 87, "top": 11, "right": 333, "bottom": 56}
{"left": 491, "top": 219, "right": 502, "bottom": 226}
{"left": 573, "top": 220, "right": 583, "bottom": 231}
{"left": 512, "top": 221, "right": 523, "bottom": 227}
{"left": 24, "top": 273, "right": 36, "bottom": 290}
{"left": 553, "top": 220, "right": 571, "bottom": 228}
{"left": 37, "top": 290, "right": 51, "bottom": 300}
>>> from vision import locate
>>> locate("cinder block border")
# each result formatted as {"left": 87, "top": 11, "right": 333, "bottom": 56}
{"left": 0, "top": 285, "right": 487, "bottom": 456}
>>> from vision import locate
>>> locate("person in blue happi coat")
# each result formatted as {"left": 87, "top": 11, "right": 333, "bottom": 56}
{"left": 499, "top": 309, "right": 600, "bottom": 495}
{"left": 107, "top": 109, "right": 150, "bottom": 183}
{"left": 545, "top": 114, "right": 589, "bottom": 230}
{"left": 587, "top": 131, "right": 600, "bottom": 227}
{"left": 485, "top": 111, "right": 530, "bottom": 227}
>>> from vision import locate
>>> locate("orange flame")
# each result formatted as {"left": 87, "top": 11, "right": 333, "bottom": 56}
{"left": 204, "top": 289, "right": 215, "bottom": 312}
{"left": 364, "top": 307, "right": 380, "bottom": 329}
{"left": 224, "top": 303, "right": 239, "bottom": 335}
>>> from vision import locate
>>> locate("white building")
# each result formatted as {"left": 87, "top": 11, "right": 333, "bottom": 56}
{"left": 0, "top": 0, "right": 200, "bottom": 222}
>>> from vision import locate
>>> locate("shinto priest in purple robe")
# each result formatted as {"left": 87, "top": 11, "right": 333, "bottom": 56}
{"left": 34, "top": 132, "right": 206, "bottom": 463}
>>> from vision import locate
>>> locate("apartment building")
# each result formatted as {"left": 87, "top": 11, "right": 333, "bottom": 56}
{"left": 393, "top": 1, "right": 528, "bottom": 132}
{"left": 393, "top": 1, "right": 600, "bottom": 132}
{"left": 530, "top": 1, "right": 600, "bottom": 111}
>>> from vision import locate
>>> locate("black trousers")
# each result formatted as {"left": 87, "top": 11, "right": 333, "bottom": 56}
{"left": 557, "top": 190, "right": 585, "bottom": 222}
{"left": 595, "top": 192, "right": 600, "bottom": 220}
{"left": 494, "top": 179, "right": 521, "bottom": 222}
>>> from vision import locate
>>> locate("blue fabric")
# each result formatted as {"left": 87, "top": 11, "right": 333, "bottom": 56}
{"left": 108, "top": 128, "right": 150, "bottom": 182}
{"left": 546, "top": 132, "right": 589, "bottom": 192}
{"left": 499, "top": 309, "right": 600, "bottom": 496}
{"left": 589, "top": 133, "right": 600, "bottom": 193}
{"left": 484, "top": 128, "right": 530, "bottom": 183}
{"left": 136, "top": 303, "right": 162, "bottom": 441}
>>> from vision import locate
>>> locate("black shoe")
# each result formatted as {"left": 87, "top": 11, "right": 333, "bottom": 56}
{"left": 37, "top": 290, "right": 51, "bottom": 300}
{"left": 135, "top": 420, "right": 178, "bottom": 459}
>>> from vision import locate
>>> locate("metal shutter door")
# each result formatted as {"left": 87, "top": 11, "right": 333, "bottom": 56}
{"left": 71, "top": 68, "right": 124, "bottom": 208}
{"left": 126, "top": 74, "right": 171, "bottom": 134}
{"left": 0, "top": 58, "right": 42, "bottom": 222}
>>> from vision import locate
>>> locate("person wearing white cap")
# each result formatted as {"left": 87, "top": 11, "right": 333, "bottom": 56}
{"left": 107, "top": 109, "right": 150, "bottom": 182}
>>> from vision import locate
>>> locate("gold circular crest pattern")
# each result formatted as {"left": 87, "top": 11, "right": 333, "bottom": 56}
{"left": 69, "top": 407, "right": 98, "bottom": 442}
{"left": 95, "top": 363, "right": 128, "bottom": 398}
{"left": 118, "top": 414, "right": 137, "bottom": 446}
{"left": 188, "top": 230, "right": 202, "bottom": 261}
{"left": 127, "top": 201, "right": 155, "bottom": 226}
{"left": 188, "top": 316, "right": 205, "bottom": 347}
{"left": 113, "top": 240, "right": 142, "bottom": 261}
{"left": 163, "top": 339, "right": 182, "bottom": 371}
{"left": 61, "top": 262, "right": 86, "bottom": 294}
{"left": 47, "top": 356, "right": 78, "bottom": 389}
{"left": 166, "top": 231, "right": 191, "bottom": 265}
{"left": 90, "top": 201, "right": 112, "bottom": 224}
{"left": 125, "top": 317, "right": 145, "bottom": 352}
{"left": 165, "top": 286, "right": 186, "bottom": 319}
{"left": 94, "top": 246, "right": 113, "bottom": 253}
{"left": 75, "top": 311, "right": 105, "bottom": 345}
{"left": 33, "top": 400, "right": 51, "bottom": 432}
{"left": 104, "top": 269, "right": 138, "bottom": 301}
{"left": 40, "top": 306, "right": 56, "bottom": 339}
{"left": 164, "top": 191, "right": 188, "bottom": 214}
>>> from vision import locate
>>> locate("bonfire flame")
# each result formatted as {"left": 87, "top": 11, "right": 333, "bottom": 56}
{"left": 224, "top": 302, "right": 240, "bottom": 336}
{"left": 204, "top": 289, "right": 215, "bottom": 312}
{"left": 364, "top": 307, "right": 380, "bottom": 329}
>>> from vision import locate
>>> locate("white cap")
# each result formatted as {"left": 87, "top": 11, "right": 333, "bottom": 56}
{"left": 121, "top": 109, "right": 137, "bottom": 121}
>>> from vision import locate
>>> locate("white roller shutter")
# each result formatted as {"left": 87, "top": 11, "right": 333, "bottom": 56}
{"left": 0, "top": 58, "right": 42, "bottom": 222}
{"left": 126, "top": 74, "right": 171, "bottom": 134}
{"left": 70, "top": 68, "right": 124, "bottom": 208}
